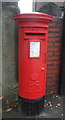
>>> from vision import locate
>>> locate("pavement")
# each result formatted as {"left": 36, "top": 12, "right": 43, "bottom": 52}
{"left": 2, "top": 94, "right": 64, "bottom": 120}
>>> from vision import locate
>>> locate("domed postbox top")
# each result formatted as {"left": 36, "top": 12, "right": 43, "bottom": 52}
{"left": 14, "top": 12, "right": 52, "bottom": 27}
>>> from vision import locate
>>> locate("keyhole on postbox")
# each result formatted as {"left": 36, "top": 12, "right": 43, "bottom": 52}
{"left": 41, "top": 64, "right": 45, "bottom": 71}
{"left": 41, "top": 53, "right": 46, "bottom": 71}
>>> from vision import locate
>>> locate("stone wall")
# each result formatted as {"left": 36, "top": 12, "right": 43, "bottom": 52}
{"left": 2, "top": 2, "right": 19, "bottom": 100}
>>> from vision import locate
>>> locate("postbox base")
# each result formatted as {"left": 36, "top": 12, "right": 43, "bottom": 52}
{"left": 19, "top": 96, "right": 45, "bottom": 116}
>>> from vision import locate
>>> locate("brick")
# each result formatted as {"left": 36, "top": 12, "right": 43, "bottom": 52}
{"left": 48, "top": 52, "right": 61, "bottom": 56}
{"left": 49, "top": 26, "right": 63, "bottom": 30}
{"left": 47, "top": 72, "right": 59, "bottom": 75}
{"left": 47, "top": 74, "right": 60, "bottom": 78}
{"left": 47, "top": 75, "right": 59, "bottom": 79}
{"left": 47, "top": 68, "right": 60, "bottom": 71}
{"left": 47, "top": 65, "right": 60, "bottom": 69}
{"left": 50, "top": 18, "right": 63, "bottom": 23}
{"left": 48, "top": 29, "right": 62, "bottom": 33}
{"left": 48, "top": 38, "right": 62, "bottom": 42}
{"left": 47, "top": 74, "right": 59, "bottom": 78}
{"left": 49, "top": 23, "right": 62, "bottom": 27}
{"left": 48, "top": 36, "right": 62, "bottom": 39}
{"left": 47, "top": 70, "right": 60, "bottom": 74}
{"left": 47, "top": 73, "right": 60, "bottom": 77}
{"left": 48, "top": 46, "right": 61, "bottom": 48}
{"left": 47, "top": 52, "right": 53, "bottom": 56}
{"left": 47, "top": 79, "right": 59, "bottom": 83}
{"left": 47, "top": 63, "right": 60, "bottom": 67}
{"left": 47, "top": 85, "right": 59, "bottom": 89}
{"left": 47, "top": 56, "right": 61, "bottom": 60}
{"left": 47, "top": 50, "right": 62, "bottom": 53}
{"left": 48, "top": 33, "right": 62, "bottom": 37}
{"left": 48, "top": 42, "right": 62, "bottom": 47}
{"left": 48, "top": 47, "right": 61, "bottom": 51}
{"left": 47, "top": 60, "right": 61, "bottom": 65}
{"left": 47, "top": 82, "right": 59, "bottom": 86}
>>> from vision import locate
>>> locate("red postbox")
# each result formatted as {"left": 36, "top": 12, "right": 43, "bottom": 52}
{"left": 14, "top": 12, "right": 52, "bottom": 114}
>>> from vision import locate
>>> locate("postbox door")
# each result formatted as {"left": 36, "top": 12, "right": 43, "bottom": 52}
{"left": 28, "top": 39, "right": 47, "bottom": 97}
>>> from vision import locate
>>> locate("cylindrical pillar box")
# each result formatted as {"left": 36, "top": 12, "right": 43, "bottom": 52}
{"left": 14, "top": 12, "right": 52, "bottom": 115}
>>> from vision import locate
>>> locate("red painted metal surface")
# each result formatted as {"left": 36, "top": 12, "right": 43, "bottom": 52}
{"left": 14, "top": 12, "right": 52, "bottom": 99}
